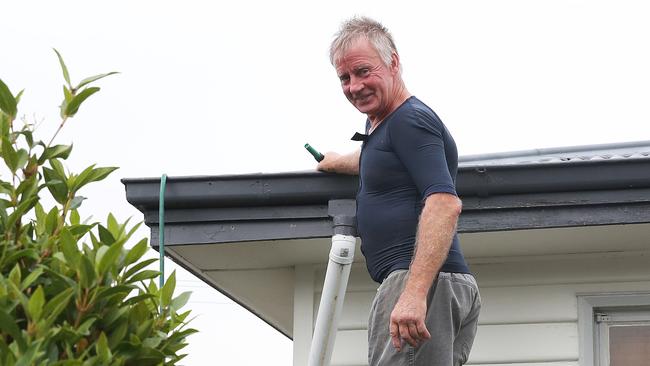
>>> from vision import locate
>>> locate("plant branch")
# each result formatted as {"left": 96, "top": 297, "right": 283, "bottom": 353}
{"left": 47, "top": 116, "right": 69, "bottom": 147}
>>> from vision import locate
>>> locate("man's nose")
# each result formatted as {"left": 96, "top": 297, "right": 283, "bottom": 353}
{"left": 349, "top": 76, "right": 364, "bottom": 95}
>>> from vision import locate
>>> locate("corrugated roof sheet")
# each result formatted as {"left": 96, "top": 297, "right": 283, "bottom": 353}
{"left": 459, "top": 140, "right": 650, "bottom": 166}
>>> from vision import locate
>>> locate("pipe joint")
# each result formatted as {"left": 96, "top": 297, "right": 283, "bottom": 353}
{"left": 329, "top": 234, "right": 355, "bottom": 265}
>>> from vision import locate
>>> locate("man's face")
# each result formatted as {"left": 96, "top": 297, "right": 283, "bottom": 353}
{"left": 334, "top": 38, "right": 398, "bottom": 122}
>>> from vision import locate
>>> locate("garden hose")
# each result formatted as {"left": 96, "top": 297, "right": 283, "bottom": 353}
{"left": 159, "top": 173, "right": 167, "bottom": 288}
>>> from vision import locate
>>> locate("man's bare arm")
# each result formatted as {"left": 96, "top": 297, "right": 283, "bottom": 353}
{"left": 317, "top": 149, "right": 361, "bottom": 175}
{"left": 389, "top": 193, "right": 462, "bottom": 351}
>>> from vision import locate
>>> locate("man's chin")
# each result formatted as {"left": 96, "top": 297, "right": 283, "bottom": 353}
{"left": 354, "top": 102, "right": 377, "bottom": 115}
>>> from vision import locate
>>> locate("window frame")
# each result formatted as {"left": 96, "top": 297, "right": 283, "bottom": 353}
{"left": 578, "top": 293, "right": 650, "bottom": 366}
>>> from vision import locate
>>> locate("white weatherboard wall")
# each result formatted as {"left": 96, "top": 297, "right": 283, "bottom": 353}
{"left": 293, "top": 228, "right": 650, "bottom": 366}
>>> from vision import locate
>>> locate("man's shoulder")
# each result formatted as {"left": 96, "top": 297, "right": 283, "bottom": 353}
{"left": 389, "top": 97, "right": 444, "bottom": 134}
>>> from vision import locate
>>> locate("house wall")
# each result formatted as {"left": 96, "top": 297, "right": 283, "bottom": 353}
{"left": 294, "top": 250, "right": 650, "bottom": 366}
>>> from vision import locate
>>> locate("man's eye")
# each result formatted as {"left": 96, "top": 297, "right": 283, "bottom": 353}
{"left": 359, "top": 68, "right": 369, "bottom": 76}
{"left": 340, "top": 75, "right": 350, "bottom": 84}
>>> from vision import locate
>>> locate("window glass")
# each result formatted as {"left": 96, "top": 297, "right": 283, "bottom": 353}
{"left": 608, "top": 324, "right": 650, "bottom": 366}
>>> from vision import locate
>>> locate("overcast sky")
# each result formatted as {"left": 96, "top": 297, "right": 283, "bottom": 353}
{"left": 2, "top": 1, "right": 649, "bottom": 364}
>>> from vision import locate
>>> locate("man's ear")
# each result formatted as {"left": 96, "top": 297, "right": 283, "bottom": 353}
{"left": 390, "top": 52, "right": 400, "bottom": 75}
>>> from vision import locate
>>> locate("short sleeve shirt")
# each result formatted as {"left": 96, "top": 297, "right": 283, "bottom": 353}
{"left": 355, "top": 96, "right": 469, "bottom": 283}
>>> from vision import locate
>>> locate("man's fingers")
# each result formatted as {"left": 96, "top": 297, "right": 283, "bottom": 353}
{"left": 398, "top": 323, "right": 416, "bottom": 347}
{"left": 390, "top": 321, "right": 401, "bottom": 351}
{"left": 416, "top": 321, "right": 431, "bottom": 340}
{"left": 407, "top": 322, "right": 420, "bottom": 346}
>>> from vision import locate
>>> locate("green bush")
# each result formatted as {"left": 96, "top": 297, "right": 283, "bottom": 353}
{"left": 0, "top": 50, "right": 196, "bottom": 365}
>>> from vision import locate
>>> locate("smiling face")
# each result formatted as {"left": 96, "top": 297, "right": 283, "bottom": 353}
{"left": 334, "top": 38, "right": 403, "bottom": 124}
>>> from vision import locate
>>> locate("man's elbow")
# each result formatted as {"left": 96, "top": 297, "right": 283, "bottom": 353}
{"left": 425, "top": 193, "right": 462, "bottom": 218}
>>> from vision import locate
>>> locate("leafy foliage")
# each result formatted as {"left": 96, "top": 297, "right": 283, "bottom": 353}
{"left": 0, "top": 50, "right": 195, "bottom": 365}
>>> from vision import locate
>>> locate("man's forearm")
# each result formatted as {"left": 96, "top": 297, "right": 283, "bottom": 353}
{"left": 404, "top": 193, "right": 462, "bottom": 296}
{"left": 317, "top": 149, "right": 360, "bottom": 175}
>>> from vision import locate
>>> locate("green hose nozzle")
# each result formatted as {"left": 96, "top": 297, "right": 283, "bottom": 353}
{"left": 305, "top": 143, "right": 324, "bottom": 162}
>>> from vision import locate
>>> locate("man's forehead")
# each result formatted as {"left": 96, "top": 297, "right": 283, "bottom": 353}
{"left": 334, "top": 39, "right": 381, "bottom": 69}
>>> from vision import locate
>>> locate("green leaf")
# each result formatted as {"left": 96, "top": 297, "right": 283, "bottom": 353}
{"left": 125, "top": 221, "right": 142, "bottom": 240}
{"left": 15, "top": 149, "right": 28, "bottom": 171}
{"left": 34, "top": 202, "right": 46, "bottom": 221}
{"left": 8, "top": 263, "right": 21, "bottom": 286}
{"left": 170, "top": 291, "right": 192, "bottom": 312}
{"left": 97, "top": 225, "right": 115, "bottom": 245}
{"left": 41, "top": 267, "right": 76, "bottom": 289}
{"left": 39, "top": 144, "right": 72, "bottom": 163}
{"left": 0, "top": 309, "right": 27, "bottom": 351}
{"left": 43, "top": 288, "right": 74, "bottom": 328}
{"left": 88, "top": 166, "right": 118, "bottom": 185}
{"left": 68, "top": 223, "right": 94, "bottom": 237}
{"left": 124, "top": 238, "right": 149, "bottom": 266}
{"left": 174, "top": 309, "right": 192, "bottom": 324}
{"left": 161, "top": 271, "right": 176, "bottom": 308}
{"left": 0, "top": 113, "right": 9, "bottom": 136}
{"left": 2, "top": 136, "right": 18, "bottom": 173}
{"left": 75, "top": 72, "right": 118, "bottom": 90}
{"left": 4, "top": 249, "right": 39, "bottom": 267}
{"left": 52, "top": 252, "right": 66, "bottom": 264}
{"left": 123, "top": 293, "right": 156, "bottom": 306}
{"left": 60, "top": 228, "right": 80, "bottom": 267}
{"left": 49, "top": 158, "right": 66, "bottom": 177}
{"left": 70, "top": 164, "right": 95, "bottom": 192}
{"left": 142, "top": 335, "right": 163, "bottom": 349}
{"left": 97, "top": 240, "right": 124, "bottom": 276}
{"left": 15, "top": 341, "right": 45, "bottom": 366}
{"left": 103, "top": 306, "right": 129, "bottom": 329}
{"left": 108, "top": 322, "right": 128, "bottom": 349}
{"left": 123, "top": 258, "right": 157, "bottom": 279}
{"left": 69, "top": 195, "right": 86, "bottom": 210}
{"left": 15, "top": 89, "right": 24, "bottom": 105}
{"left": 70, "top": 209, "right": 80, "bottom": 225}
{"left": 95, "top": 332, "right": 111, "bottom": 363}
{"left": 95, "top": 245, "right": 109, "bottom": 265}
{"left": 107, "top": 213, "right": 119, "bottom": 237}
{"left": 53, "top": 49, "right": 71, "bottom": 87}
{"left": 6, "top": 195, "right": 39, "bottom": 230}
{"left": 16, "top": 175, "right": 38, "bottom": 198}
{"left": 43, "top": 167, "right": 68, "bottom": 205}
{"left": 63, "top": 87, "right": 100, "bottom": 117}
{"left": 28, "top": 286, "right": 45, "bottom": 322}
{"left": 63, "top": 85, "right": 72, "bottom": 102}
{"left": 126, "top": 270, "right": 159, "bottom": 284}
{"left": 0, "top": 78, "right": 17, "bottom": 119}
{"left": 78, "top": 255, "right": 96, "bottom": 288}
{"left": 60, "top": 86, "right": 72, "bottom": 118}
{"left": 21, "top": 266, "right": 44, "bottom": 290}
{"left": 45, "top": 206, "right": 59, "bottom": 235}
{"left": 96, "top": 284, "right": 134, "bottom": 303}
{"left": 77, "top": 317, "right": 97, "bottom": 335}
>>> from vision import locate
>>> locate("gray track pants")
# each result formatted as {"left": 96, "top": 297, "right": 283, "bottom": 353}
{"left": 368, "top": 270, "right": 481, "bottom": 366}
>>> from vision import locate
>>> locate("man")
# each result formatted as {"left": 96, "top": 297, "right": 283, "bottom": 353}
{"left": 317, "top": 17, "right": 481, "bottom": 366}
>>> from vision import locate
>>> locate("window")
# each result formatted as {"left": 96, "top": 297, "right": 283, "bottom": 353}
{"left": 578, "top": 293, "right": 650, "bottom": 366}
{"left": 594, "top": 308, "right": 650, "bottom": 366}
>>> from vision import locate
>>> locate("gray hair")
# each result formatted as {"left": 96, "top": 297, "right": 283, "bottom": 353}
{"left": 329, "top": 16, "right": 398, "bottom": 67}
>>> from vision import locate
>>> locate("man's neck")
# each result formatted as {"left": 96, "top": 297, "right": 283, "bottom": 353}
{"left": 369, "top": 87, "right": 411, "bottom": 132}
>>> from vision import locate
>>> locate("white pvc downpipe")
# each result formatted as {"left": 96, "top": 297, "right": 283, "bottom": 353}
{"left": 308, "top": 234, "right": 356, "bottom": 366}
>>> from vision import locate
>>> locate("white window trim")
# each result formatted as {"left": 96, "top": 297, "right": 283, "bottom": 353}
{"left": 578, "top": 292, "right": 650, "bottom": 366}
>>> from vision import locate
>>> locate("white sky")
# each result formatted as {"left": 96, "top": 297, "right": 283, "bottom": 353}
{"left": 2, "top": 1, "right": 649, "bottom": 365}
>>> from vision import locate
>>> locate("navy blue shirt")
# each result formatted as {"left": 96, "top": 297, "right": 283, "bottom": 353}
{"left": 355, "top": 96, "right": 469, "bottom": 283}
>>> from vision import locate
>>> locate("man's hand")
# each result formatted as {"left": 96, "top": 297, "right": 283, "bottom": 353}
{"left": 389, "top": 291, "right": 431, "bottom": 351}
{"left": 317, "top": 152, "right": 343, "bottom": 173}
{"left": 316, "top": 149, "right": 360, "bottom": 175}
